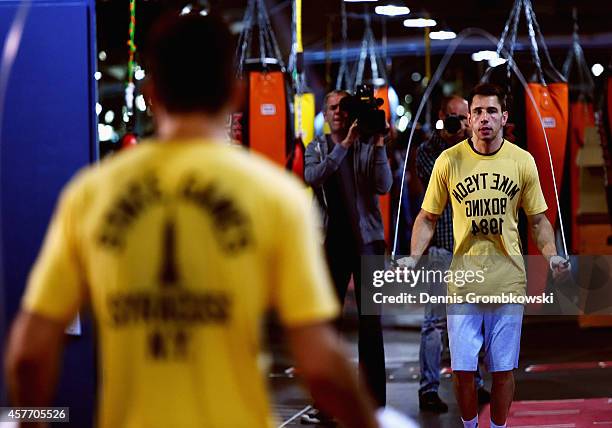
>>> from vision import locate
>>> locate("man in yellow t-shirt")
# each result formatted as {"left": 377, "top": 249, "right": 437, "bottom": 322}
{"left": 3, "top": 13, "right": 395, "bottom": 428}
{"left": 399, "top": 83, "right": 570, "bottom": 428}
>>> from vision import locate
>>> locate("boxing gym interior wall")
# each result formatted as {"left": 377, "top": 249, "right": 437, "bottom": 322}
{"left": 0, "top": 1, "right": 97, "bottom": 425}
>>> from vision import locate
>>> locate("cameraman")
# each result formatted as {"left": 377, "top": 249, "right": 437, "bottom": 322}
{"left": 414, "top": 96, "right": 490, "bottom": 412}
{"left": 302, "top": 90, "right": 392, "bottom": 424}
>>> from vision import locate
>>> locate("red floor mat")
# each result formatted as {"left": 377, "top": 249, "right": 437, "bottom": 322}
{"left": 525, "top": 361, "right": 612, "bottom": 373}
{"left": 479, "top": 398, "right": 612, "bottom": 427}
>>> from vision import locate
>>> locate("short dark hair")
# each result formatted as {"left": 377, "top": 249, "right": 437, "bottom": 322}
{"left": 468, "top": 83, "right": 507, "bottom": 112}
{"left": 145, "top": 13, "right": 235, "bottom": 114}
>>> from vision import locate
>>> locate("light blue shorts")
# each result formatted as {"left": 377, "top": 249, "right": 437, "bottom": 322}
{"left": 447, "top": 304, "right": 524, "bottom": 372}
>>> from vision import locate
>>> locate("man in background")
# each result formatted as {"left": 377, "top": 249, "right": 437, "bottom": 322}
{"left": 402, "top": 83, "right": 570, "bottom": 428}
{"left": 302, "top": 89, "right": 392, "bottom": 424}
{"left": 415, "top": 96, "right": 490, "bottom": 413}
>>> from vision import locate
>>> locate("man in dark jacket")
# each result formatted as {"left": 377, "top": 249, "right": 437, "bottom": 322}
{"left": 302, "top": 90, "right": 392, "bottom": 423}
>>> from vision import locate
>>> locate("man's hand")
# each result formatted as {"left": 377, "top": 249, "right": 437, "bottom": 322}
{"left": 341, "top": 120, "right": 359, "bottom": 149}
{"left": 550, "top": 255, "right": 571, "bottom": 281}
{"left": 396, "top": 256, "right": 417, "bottom": 270}
{"left": 374, "top": 121, "right": 390, "bottom": 147}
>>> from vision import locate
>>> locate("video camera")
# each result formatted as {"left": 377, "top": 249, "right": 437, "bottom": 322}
{"left": 443, "top": 114, "right": 467, "bottom": 135}
{"left": 339, "top": 84, "right": 387, "bottom": 137}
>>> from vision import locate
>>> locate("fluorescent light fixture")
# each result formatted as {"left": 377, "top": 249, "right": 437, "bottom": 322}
{"left": 403, "top": 18, "right": 436, "bottom": 28}
{"left": 375, "top": 5, "right": 410, "bottom": 16}
{"left": 592, "top": 63, "right": 604, "bottom": 77}
{"left": 429, "top": 30, "right": 456, "bottom": 40}
{"left": 488, "top": 57, "right": 507, "bottom": 67}
{"left": 471, "top": 50, "right": 499, "bottom": 62}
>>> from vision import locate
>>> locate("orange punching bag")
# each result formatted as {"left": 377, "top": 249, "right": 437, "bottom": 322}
{"left": 246, "top": 69, "right": 289, "bottom": 167}
{"left": 525, "top": 83, "right": 569, "bottom": 299}
{"left": 525, "top": 83, "right": 569, "bottom": 256}
{"left": 235, "top": 0, "right": 291, "bottom": 167}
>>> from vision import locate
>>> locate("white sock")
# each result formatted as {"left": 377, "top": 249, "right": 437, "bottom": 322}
{"left": 491, "top": 421, "right": 506, "bottom": 428}
{"left": 461, "top": 415, "right": 478, "bottom": 428}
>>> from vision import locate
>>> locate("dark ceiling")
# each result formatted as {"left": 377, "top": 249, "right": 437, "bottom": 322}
{"left": 95, "top": 0, "right": 612, "bottom": 132}
{"left": 96, "top": 0, "right": 612, "bottom": 60}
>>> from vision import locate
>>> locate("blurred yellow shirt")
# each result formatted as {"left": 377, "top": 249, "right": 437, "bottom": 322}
{"left": 421, "top": 139, "right": 547, "bottom": 297}
{"left": 23, "top": 140, "right": 339, "bottom": 428}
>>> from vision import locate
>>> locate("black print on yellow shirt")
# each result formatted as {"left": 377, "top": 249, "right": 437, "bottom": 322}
{"left": 451, "top": 172, "right": 520, "bottom": 204}
{"left": 179, "top": 173, "right": 253, "bottom": 254}
{"left": 451, "top": 172, "right": 521, "bottom": 237}
{"left": 97, "top": 171, "right": 253, "bottom": 254}
{"left": 98, "top": 172, "right": 163, "bottom": 249}
{"left": 106, "top": 217, "right": 233, "bottom": 360}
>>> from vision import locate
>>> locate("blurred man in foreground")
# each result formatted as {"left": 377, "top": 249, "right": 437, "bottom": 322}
{"left": 4, "top": 13, "right": 413, "bottom": 428}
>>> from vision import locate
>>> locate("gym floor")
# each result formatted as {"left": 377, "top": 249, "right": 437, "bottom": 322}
{"left": 269, "top": 303, "right": 612, "bottom": 427}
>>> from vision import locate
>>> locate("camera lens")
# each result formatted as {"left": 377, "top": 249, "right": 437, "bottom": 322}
{"left": 443, "top": 115, "right": 462, "bottom": 134}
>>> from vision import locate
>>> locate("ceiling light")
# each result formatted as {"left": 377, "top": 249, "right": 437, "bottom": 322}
{"left": 375, "top": 5, "right": 410, "bottom": 16}
{"left": 429, "top": 30, "right": 456, "bottom": 40}
{"left": 134, "top": 68, "right": 145, "bottom": 80}
{"left": 104, "top": 110, "right": 115, "bottom": 123}
{"left": 397, "top": 116, "right": 409, "bottom": 132}
{"left": 403, "top": 18, "right": 436, "bottom": 28}
{"left": 471, "top": 50, "right": 499, "bottom": 62}
{"left": 592, "top": 63, "right": 604, "bottom": 77}
{"left": 488, "top": 57, "right": 507, "bottom": 67}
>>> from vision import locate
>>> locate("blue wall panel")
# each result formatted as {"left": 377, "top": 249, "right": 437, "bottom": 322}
{"left": 0, "top": 1, "right": 96, "bottom": 426}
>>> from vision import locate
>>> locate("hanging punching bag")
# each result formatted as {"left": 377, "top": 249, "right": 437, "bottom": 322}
{"left": 294, "top": 92, "right": 315, "bottom": 146}
{"left": 569, "top": 101, "right": 595, "bottom": 248}
{"left": 525, "top": 83, "right": 569, "bottom": 256}
{"left": 244, "top": 67, "right": 289, "bottom": 167}
{"left": 235, "top": 0, "right": 291, "bottom": 168}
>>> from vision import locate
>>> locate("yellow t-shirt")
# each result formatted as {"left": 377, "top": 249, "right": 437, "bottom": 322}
{"left": 422, "top": 139, "right": 547, "bottom": 297}
{"left": 23, "top": 140, "right": 339, "bottom": 428}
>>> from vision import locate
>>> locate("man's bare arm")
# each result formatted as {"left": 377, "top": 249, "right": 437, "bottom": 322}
{"left": 287, "top": 322, "right": 379, "bottom": 428}
{"left": 527, "top": 212, "right": 557, "bottom": 261}
{"left": 4, "top": 311, "right": 67, "bottom": 407}
{"left": 410, "top": 209, "right": 440, "bottom": 259}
